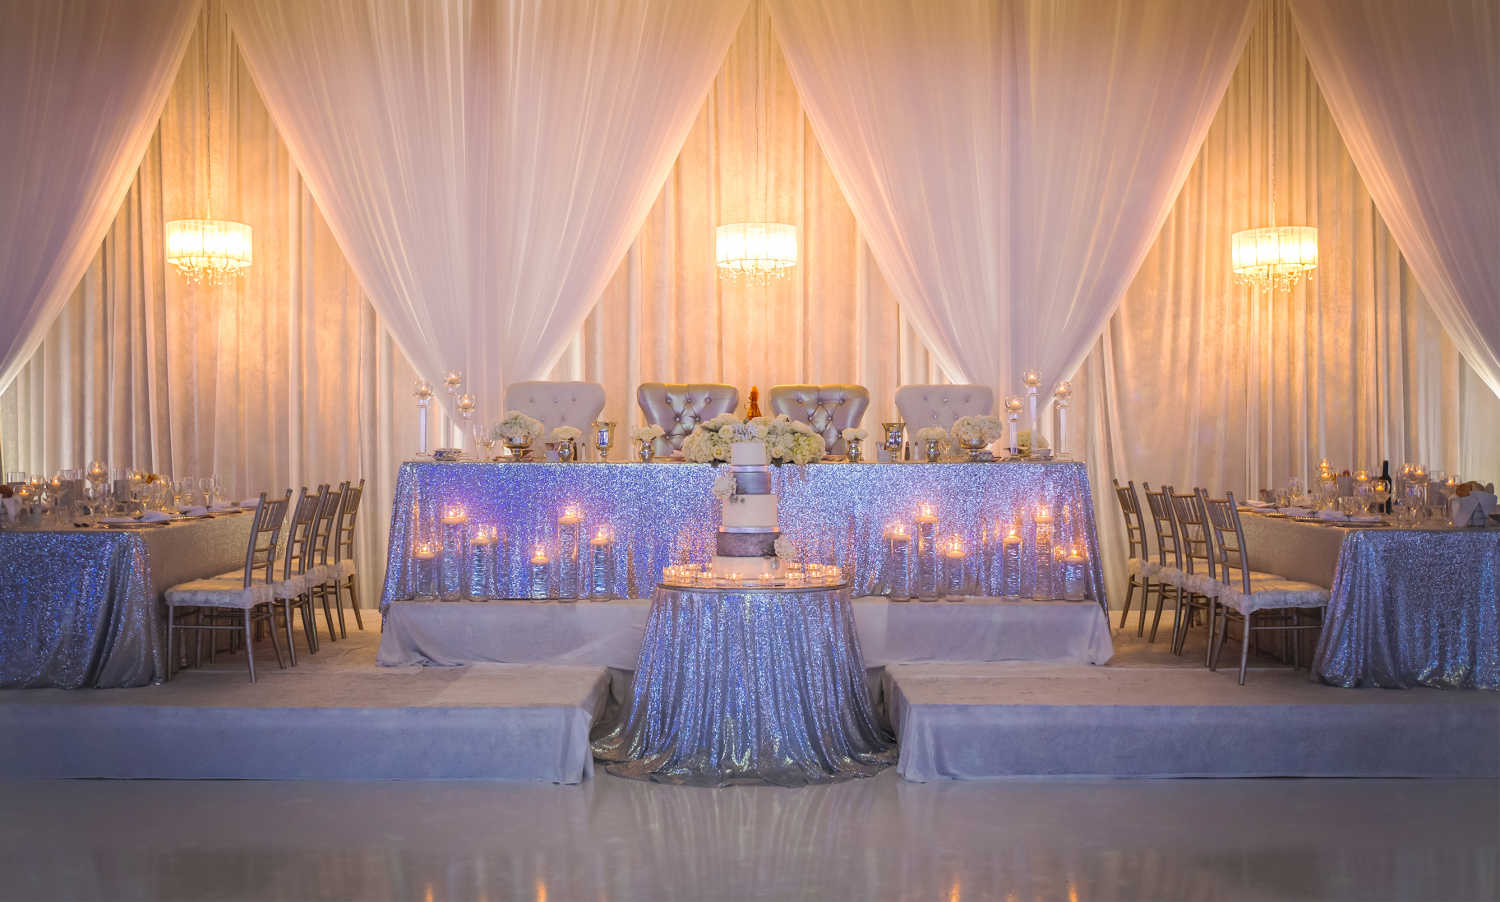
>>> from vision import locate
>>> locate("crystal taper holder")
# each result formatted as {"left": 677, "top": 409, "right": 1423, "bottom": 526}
{"left": 1053, "top": 381, "right": 1072, "bottom": 460}
{"left": 413, "top": 379, "right": 433, "bottom": 455}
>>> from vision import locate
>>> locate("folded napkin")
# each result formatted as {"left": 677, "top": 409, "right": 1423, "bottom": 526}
{"left": 99, "top": 511, "right": 172, "bottom": 525}
{"left": 1315, "top": 509, "right": 1349, "bottom": 521}
{"left": 179, "top": 505, "right": 209, "bottom": 517}
{"left": 1242, "top": 499, "right": 1272, "bottom": 509}
{"left": 98, "top": 516, "right": 140, "bottom": 526}
{"left": 141, "top": 510, "right": 172, "bottom": 522}
{"left": 1276, "top": 506, "right": 1314, "bottom": 517}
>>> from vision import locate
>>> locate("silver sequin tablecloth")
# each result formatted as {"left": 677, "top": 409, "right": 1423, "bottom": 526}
{"left": 0, "top": 514, "right": 253, "bottom": 688}
{"left": 591, "top": 584, "right": 896, "bottom": 786}
{"left": 379, "top": 459, "right": 1108, "bottom": 609}
{"left": 1241, "top": 514, "right": 1500, "bottom": 689}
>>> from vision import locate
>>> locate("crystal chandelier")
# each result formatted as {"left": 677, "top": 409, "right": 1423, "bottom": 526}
{"left": 1231, "top": 4, "right": 1315, "bottom": 293}
{"left": 716, "top": 221, "right": 798, "bottom": 283}
{"left": 166, "top": 24, "right": 251, "bottom": 286}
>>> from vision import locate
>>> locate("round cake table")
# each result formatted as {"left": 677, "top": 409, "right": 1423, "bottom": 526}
{"left": 592, "top": 583, "right": 896, "bottom": 786}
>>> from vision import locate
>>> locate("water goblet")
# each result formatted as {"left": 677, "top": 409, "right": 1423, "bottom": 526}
{"left": 1372, "top": 478, "right": 1391, "bottom": 518}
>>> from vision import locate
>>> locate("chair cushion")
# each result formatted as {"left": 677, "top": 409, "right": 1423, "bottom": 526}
{"left": 894, "top": 384, "right": 994, "bottom": 430}
{"left": 767, "top": 384, "right": 870, "bottom": 453}
{"left": 636, "top": 383, "right": 739, "bottom": 451}
{"left": 165, "top": 574, "right": 274, "bottom": 610}
{"left": 1188, "top": 569, "right": 1330, "bottom": 614}
{"left": 503, "top": 381, "right": 606, "bottom": 435}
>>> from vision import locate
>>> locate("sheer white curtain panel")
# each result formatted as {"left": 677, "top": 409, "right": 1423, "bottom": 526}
{"left": 1289, "top": 0, "right": 1500, "bottom": 400}
{"left": 765, "top": 0, "right": 1255, "bottom": 395}
{"left": 224, "top": 0, "right": 747, "bottom": 415}
{"left": 0, "top": 0, "right": 200, "bottom": 395}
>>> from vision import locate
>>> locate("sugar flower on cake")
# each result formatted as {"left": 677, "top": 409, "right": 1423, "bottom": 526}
{"left": 629, "top": 424, "right": 665, "bottom": 443}
{"left": 841, "top": 427, "right": 868, "bottom": 442}
{"left": 951, "top": 415, "right": 1003, "bottom": 445}
{"left": 548, "top": 425, "right": 582, "bottom": 443}
{"left": 773, "top": 535, "right": 799, "bottom": 559}
{"left": 489, "top": 410, "right": 544, "bottom": 444}
{"left": 712, "top": 471, "right": 738, "bottom": 501}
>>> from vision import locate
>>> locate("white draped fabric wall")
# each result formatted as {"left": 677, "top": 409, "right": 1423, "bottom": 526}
{"left": 0, "top": 4, "right": 418, "bottom": 591}
{"left": 0, "top": 0, "right": 199, "bottom": 395}
{"left": 225, "top": 0, "right": 747, "bottom": 411}
{"left": 1078, "top": 0, "right": 1500, "bottom": 590}
{"left": 4, "top": 0, "right": 1497, "bottom": 604}
{"left": 766, "top": 0, "right": 1256, "bottom": 393}
{"left": 545, "top": 0, "right": 948, "bottom": 429}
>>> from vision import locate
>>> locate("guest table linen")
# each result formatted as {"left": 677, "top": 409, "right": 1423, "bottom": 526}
{"left": 377, "top": 596, "right": 1114, "bottom": 670}
{"left": 1239, "top": 512, "right": 1500, "bottom": 690}
{"left": 592, "top": 584, "right": 896, "bottom": 786}
{"left": 379, "top": 459, "right": 1108, "bottom": 610}
{"left": 0, "top": 515, "right": 253, "bottom": 688}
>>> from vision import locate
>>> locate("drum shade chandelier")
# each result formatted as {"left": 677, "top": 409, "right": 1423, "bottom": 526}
{"left": 167, "top": 23, "right": 251, "bottom": 285}
{"left": 1231, "top": 4, "right": 1315, "bottom": 292}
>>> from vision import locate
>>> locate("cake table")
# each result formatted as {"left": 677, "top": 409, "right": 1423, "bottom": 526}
{"left": 592, "top": 582, "right": 896, "bottom": 786}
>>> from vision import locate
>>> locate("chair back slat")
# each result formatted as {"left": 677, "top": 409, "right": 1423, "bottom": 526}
{"left": 1199, "top": 489, "right": 1252, "bottom": 594}
{"left": 334, "top": 478, "right": 365, "bottom": 563}
{"left": 281, "top": 486, "right": 325, "bottom": 580}
{"left": 241, "top": 490, "right": 292, "bottom": 588}
{"left": 1142, "top": 483, "right": 1180, "bottom": 567}
{"left": 310, "top": 482, "right": 345, "bottom": 566}
{"left": 1167, "top": 488, "right": 1216, "bottom": 580}
{"left": 1112, "top": 478, "right": 1149, "bottom": 559}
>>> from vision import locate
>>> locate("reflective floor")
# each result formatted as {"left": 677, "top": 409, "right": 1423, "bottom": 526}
{"left": 0, "top": 774, "right": 1494, "bottom": 901}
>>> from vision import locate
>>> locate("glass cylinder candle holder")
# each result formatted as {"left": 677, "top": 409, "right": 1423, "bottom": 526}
{"left": 529, "top": 545, "right": 551, "bottom": 600}
{"left": 467, "top": 525, "right": 499, "bottom": 598}
{"left": 556, "top": 507, "right": 583, "bottom": 600}
{"left": 915, "top": 505, "right": 940, "bottom": 600}
{"left": 1063, "top": 544, "right": 1087, "bottom": 601}
{"left": 588, "top": 526, "right": 615, "bottom": 600}
{"left": 412, "top": 539, "right": 439, "bottom": 597}
{"left": 1001, "top": 524, "right": 1023, "bottom": 597}
{"left": 941, "top": 536, "right": 967, "bottom": 599}
{"left": 1033, "top": 504, "right": 1054, "bottom": 599}
{"left": 885, "top": 523, "right": 912, "bottom": 599}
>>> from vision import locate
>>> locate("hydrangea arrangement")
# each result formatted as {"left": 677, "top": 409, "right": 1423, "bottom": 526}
{"left": 914, "top": 426, "right": 949, "bottom": 444}
{"left": 841, "top": 427, "right": 868, "bottom": 442}
{"left": 951, "top": 415, "right": 1004, "bottom": 446}
{"left": 681, "top": 414, "right": 827, "bottom": 465}
{"left": 548, "top": 425, "right": 582, "bottom": 443}
{"left": 490, "top": 410, "right": 544, "bottom": 444}
{"left": 630, "top": 424, "right": 665, "bottom": 443}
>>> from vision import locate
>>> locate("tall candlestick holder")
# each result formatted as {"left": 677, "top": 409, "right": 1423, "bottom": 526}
{"left": 1004, "top": 396, "right": 1023, "bottom": 458}
{"left": 1022, "top": 369, "right": 1042, "bottom": 447}
{"left": 1053, "top": 381, "right": 1072, "bottom": 460}
{"left": 442, "top": 370, "right": 464, "bottom": 450}
{"left": 884, "top": 524, "right": 912, "bottom": 600}
{"left": 1033, "top": 503, "right": 1054, "bottom": 599}
{"left": 588, "top": 526, "right": 615, "bottom": 600}
{"left": 915, "top": 504, "right": 940, "bottom": 601}
{"left": 413, "top": 379, "right": 433, "bottom": 456}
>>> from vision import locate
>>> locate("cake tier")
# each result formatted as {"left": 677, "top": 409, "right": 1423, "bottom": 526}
{"left": 727, "top": 466, "right": 772, "bottom": 495}
{"left": 722, "top": 493, "right": 778, "bottom": 529}
{"left": 716, "top": 530, "right": 779, "bottom": 557}
{"left": 729, "top": 440, "right": 768, "bottom": 467}
{"left": 710, "top": 554, "right": 782, "bottom": 579}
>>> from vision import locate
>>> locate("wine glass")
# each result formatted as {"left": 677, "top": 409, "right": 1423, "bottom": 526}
{"left": 472, "top": 422, "right": 496, "bottom": 460}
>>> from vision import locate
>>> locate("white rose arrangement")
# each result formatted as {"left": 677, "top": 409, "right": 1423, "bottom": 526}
{"left": 548, "top": 425, "right": 582, "bottom": 443}
{"left": 489, "top": 410, "right": 544, "bottom": 444}
{"left": 914, "top": 426, "right": 949, "bottom": 443}
{"left": 712, "top": 472, "right": 738, "bottom": 501}
{"left": 681, "top": 414, "right": 827, "bottom": 465}
{"left": 630, "top": 424, "right": 665, "bottom": 443}
{"left": 841, "top": 427, "right": 868, "bottom": 442}
{"left": 951, "top": 415, "right": 1003, "bottom": 445}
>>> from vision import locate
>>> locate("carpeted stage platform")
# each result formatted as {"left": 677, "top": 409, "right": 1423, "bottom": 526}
{"left": 2, "top": 610, "right": 1495, "bottom": 783}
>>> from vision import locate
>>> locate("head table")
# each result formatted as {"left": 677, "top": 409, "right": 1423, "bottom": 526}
{"left": 379, "top": 458, "right": 1109, "bottom": 611}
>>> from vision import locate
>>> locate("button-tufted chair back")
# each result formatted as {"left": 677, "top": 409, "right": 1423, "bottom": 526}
{"left": 503, "top": 381, "right": 607, "bottom": 434}
{"left": 767, "top": 384, "right": 870, "bottom": 454}
{"left": 894, "top": 384, "right": 995, "bottom": 430}
{"left": 636, "top": 383, "right": 739, "bottom": 452}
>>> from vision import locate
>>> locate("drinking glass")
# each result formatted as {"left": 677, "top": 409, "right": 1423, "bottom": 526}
{"left": 1372, "top": 478, "right": 1391, "bottom": 518}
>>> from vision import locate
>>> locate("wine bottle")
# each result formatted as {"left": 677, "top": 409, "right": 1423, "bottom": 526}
{"left": 1379, "top": 460, "right": 1392, "bottom": 513}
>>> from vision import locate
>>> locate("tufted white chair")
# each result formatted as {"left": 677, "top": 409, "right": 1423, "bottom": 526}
{"left": 636, "top": 383, "right": 739, "bottom": 453}
{"left": 893, "top": 384, "right": 995, "bottom": 430}
{"left": 503, "top": 381, "right": 607, "bottom": 435}
{"left": 768, "top": 384, "right": 870, "bottom": 454}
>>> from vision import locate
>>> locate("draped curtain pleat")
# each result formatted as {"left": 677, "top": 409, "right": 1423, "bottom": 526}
{"left": 765, "top": 0, "right": 1255, "bottom": 393}
{"left": 1079, "top": 0, "right": 1500, "bottom": 591}
{"left": 0, "top": 0, "right": 200, "bottom": 396}
{"left": 223, "top": 0, "right": 747, "bottom": 412}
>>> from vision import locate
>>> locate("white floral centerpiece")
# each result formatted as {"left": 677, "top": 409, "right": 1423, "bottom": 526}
{"left": 951, "top": 415, "right": 1003, "bottom": 446}
{"left": 841, "top": 427, "right": 867, "bottom": 442}
{"left": 681, "top": 414, "right": 826, "bottom": 465}
{"left": 914, "top": 426, "right": 949, "bottom": 444}
{"left": 489, "top": 410, "right": 544, "bottom": 445}
{"left": 548, "top": 425, "right": 582, "bottom": 443}
{"left": 630, "top": 424, "right": 665, "bottom": 443}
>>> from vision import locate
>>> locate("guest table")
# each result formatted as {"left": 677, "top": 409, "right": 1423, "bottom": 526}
{"left": 0, "top": 513, "right": 253, "bottom": 688}
{"left": 1239, "top": 512, "right": 1500, "bottom": 690}
{"left": 379, "top": 459, "right": 1109, "bottom": 611}
{"left": 591, "top": 583, "right": 896, "bottom": 786}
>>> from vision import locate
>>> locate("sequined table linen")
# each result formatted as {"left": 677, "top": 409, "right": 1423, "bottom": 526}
{"left": 592, "top": 585, "right": 896, "bottom": 786}
{"left": 1240, "top": 513, "right": 1500, "bottom": 689}
{"left": 0, "top": 515, "right": 253, "bottom": 688}
{"left": 380, "top": 460, "right": 1107, "bottom": 609}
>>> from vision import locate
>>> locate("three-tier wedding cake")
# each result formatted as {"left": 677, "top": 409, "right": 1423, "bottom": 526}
{"left": 711, "top": 440, "right": 782, "bottom": 578}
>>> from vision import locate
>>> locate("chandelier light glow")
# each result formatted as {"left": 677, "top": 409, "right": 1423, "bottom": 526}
{"left": 715, "top": 221, "right": 798, "bottom": 283}
{"left": 166, "top": 219, "right": 253, "bottom": 284}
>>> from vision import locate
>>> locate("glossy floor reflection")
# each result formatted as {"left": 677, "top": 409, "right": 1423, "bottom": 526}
{"left": 0, "top": 773, "right": 1494, "bottom": 901}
